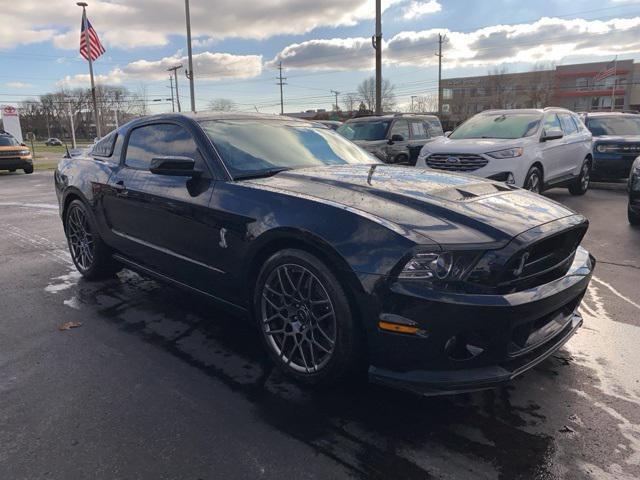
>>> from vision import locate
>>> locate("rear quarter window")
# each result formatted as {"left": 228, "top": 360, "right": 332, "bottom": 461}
{"left": 91, "top": 131, "right": 117, "bottom": 159}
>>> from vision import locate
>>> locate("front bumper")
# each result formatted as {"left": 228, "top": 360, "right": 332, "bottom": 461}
{"left": 0, "top": 157, "right": 32, "bottom": 171}
{"left": 592, "top": 153, "right": 636, "bottom": 180}
{"left": 367, "top": 246, "right": 594, "bottom": 396}
{"left": 418, "top": 153, "right": 528, "bottom": 187}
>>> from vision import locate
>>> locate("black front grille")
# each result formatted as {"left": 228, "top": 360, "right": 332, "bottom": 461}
{"left": 426, "top": 153, "right": 489, "bottom": 172}
{"left": 498, "top": 226, "right": 587, "bottom": 291}
{"left": 0, "top": 151, "right": 22, "bottom": 157}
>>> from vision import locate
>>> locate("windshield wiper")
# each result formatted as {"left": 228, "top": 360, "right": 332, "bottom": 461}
{"left": 233, "top": 167, "right": 293, "bottom": 180}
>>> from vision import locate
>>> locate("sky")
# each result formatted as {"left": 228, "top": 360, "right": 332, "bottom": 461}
{"left": 3, "top": 0, "right": 640, "bottom": 113}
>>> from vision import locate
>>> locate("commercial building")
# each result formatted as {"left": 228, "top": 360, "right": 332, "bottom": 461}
{"left": 441, "top": 60, "right": 640, "bottom": 127}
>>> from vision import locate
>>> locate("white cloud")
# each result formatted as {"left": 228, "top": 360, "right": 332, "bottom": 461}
{"left": 269, "top": 16, "right": 640, "bottom": 71}
{"left": 2, "top": 0, "right": 404, "bottom": 50}
{"left": 402, "top": 1, "right": 442, "bottom": 20}
{"left": 5, "top": 82, "right": 33, "bottom": 89}
{"left": 56, "top": 51, "right": 262, "bottom": 87}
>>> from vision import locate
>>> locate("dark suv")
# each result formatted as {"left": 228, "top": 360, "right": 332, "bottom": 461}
{"left": 583, "top": 112, "right": 640, "bottom": 180}
{"left": 337, "top": 114, "right": 443, "bottom": 165}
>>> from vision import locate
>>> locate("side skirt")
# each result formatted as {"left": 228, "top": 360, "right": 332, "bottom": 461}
{"left": 112, "top": 253, "right": 248, "bottom": 317}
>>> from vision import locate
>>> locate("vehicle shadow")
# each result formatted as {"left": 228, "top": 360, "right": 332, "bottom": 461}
{"left": 69, "top": 269, "right": 565, "bottom": 479}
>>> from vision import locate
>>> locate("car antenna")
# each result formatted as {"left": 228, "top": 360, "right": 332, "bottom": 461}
{"left": 64, "top": 142, "right": 71, "bottom": 159}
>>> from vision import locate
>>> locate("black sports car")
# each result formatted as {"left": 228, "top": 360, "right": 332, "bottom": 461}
{"left": 629, "top": 156, "right": 640, "bottom": 225}
{"left": 54, "top": 113, "right": 595, "bottom": 395}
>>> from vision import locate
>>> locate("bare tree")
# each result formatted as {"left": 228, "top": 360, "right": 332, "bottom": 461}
{"left": 486, "top": 66, "right": 514, "bottom": 109}
{"left": 410, "top": 94, "right": 438, "bottom": 113}
{"left": 342, "top": 93, "right": 359, "bottom": 113}
{"left": 208, "top": 98, "right": 236, "bottom": 111}
{"left": 526, "top": 62, "right": 555, "bottom": 108}
{"left": 357, "top": 77, "right": 396, "bottom": 113}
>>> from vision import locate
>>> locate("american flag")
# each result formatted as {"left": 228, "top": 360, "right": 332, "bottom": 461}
{"left": 593, "top": 59, "right": 617, "bottom": 82}
{"left": 80, "top": 17, "right": 105, "bottom": 62}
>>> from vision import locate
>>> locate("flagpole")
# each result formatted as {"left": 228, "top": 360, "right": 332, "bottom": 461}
{"left": 77, "top": 2, "right": 101, "bottom": 138}
{"left": 610, "top": 56, "right": 617, "bottom": 112}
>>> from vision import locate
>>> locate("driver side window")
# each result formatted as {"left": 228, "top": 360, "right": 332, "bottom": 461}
{"left": 542, "top": 114, "right": 561, "bottom": 134}
{"left": 390, "top": 120, "right": 409, "bottom": 140}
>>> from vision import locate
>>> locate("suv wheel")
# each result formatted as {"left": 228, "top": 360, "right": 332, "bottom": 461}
{"left": 64, "top": 199, "right": 120, "bottom": 279}
{"left": 524, "top": 166, "right": 543, "bottom": 193}
{"left": 568, "top": 160, "right": 591, "bottom": 196}
{"left": 629, "top": 205, "right": 640, "bottom": 226}
{"left": 23, "top": 165, "right": 34, "bottom": 174}
{"left": 254, "top": 249, "right": 362, "bottom": 386}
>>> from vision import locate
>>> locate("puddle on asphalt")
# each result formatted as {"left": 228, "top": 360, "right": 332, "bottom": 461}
{"left": 42, "top": 266, "right": 640, "bottom": 479}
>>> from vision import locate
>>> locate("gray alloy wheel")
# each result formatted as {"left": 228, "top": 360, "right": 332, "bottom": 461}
{"left": 261, "top": 263, "right": 337, "bottom": 374}
{"left": 66, "top": 203, "right": 96, "bottom": 272}
{"left": 569, "top": 160, "right": 591, "bottom": 196}
{"left": 525, "top": 167, "right": 542, "bottom": 193}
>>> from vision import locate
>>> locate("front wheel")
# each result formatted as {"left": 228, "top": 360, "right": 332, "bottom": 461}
{"left": 524, "top": 166, "right": 543, "bottom": 193}
{"left": 23, "top": 165, "right": 34, "bottom": 174}
{"left": 64, "top": 199, "right": 120, "bottom": 279}
{"left": 568, "top": 160, "right": 591, "bottom": 196}
{"left": 254, "top": 249, "right": 363, "bottom": 386}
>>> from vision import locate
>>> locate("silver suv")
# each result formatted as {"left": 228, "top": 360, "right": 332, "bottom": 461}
{"left": 416, "top": 108, "right": 593, "bottom": 195}
{"left": 337, "top": 114, "right": 443, "bottom": 165}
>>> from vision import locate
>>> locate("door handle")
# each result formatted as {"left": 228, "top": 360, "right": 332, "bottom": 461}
{"left": 113, "top": 180, "right": 128, "bottom": 197}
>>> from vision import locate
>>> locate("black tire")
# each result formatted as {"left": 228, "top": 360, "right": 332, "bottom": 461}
{"left": 23, "top": 165, "right": 34, "bottom": 174}
{"left": 629, "top": 205, "right": 640, "bottom": 226}
{"left": 568, "top": 159, "right": 591, "bottom": 196}
{"left": 64, "top": 199, "right": 120, "bottom": 280}
{"left": 524, "top": 166, "right": 543, "bottom": 193}
{"left": 253, "top": 249, "right": 363, "bottom": 386}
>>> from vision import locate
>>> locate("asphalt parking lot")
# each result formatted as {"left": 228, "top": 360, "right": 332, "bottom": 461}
{"left": 1, "top": 170, "right": 639, "bottom": 480}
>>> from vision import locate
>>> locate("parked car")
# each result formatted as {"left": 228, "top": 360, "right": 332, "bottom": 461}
{"left": 628, "top": 156, "right": 640, "bottom": 225}
{"left": 55, "top": 112, "right": 594, "bottom": 395}
{"left": 337, "top": 113, "right": 443, "bottom": 165}
{"left": 45, "top": 138, "right": 63, "bottom": 146}
{"left": 0, "top": 132, "right": 34, "bottom": 174}
{"left": 316, "top": 120, "right": 342, "bottom": 130}
{"left": 416, "top": 108, "right": 593, "bottom": 195}
{"left": 582, "top": 112, "right": 640, "bottom": 180}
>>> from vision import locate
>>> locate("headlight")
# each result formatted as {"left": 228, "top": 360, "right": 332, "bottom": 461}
{"left": 18, "top": 150, "right": 31, "bottom": 156}
{"left": 596, "top": 144, "right": 616, "bottom": 153}
{"left": 487, "top": 147, "right": 523, "bottom": 159}
{"left": 398, "top": 251, "right": 482, "bottom": 285}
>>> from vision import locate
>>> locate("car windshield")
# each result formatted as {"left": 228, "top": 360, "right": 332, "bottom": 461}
{"left": 199, "top": 119, "right": 379, "bottom": 178}
{"left": 337, "top": 120, "right": 391, "bottom": 141}
{"left": 449, "top": 113, "right": 542, "bottom": 139}
{"left": 586, "top": 116, "right": 640, "bottom": 136}
{"left": 0, "top": 136, "right": 20, "bottom": 147}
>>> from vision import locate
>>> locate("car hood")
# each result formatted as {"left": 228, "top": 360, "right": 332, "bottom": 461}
{"left": 593, "top": 135, "right": 640, "bottom": 143}
{"left": 245, "top": 165, "right": 576, "bottom": 246}
{"left": 422, "top": 136, "right": 527, "bottom": 154}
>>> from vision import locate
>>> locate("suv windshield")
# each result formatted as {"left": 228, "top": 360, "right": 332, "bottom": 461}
{"left": 586, "top": 116, "right": 640, "bottom": 136}
{"left": 337, "top": 120, "right": 391, "bottom": 141}
{"left": 449, "top": 113, "right": 542, "bottom": 140}
{"left": 199, "top": 119, "right": 378, "bottom": 178}
{"left": 0, "top": 135, "right": 20, "bottom": 147}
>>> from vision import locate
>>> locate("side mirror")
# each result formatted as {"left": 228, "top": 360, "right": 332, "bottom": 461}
{"left": 20, "top": 142, "right": 27, "bottom": 147}
{"left": 150, "top": 156, "right": 202, "bottom": 177}
{"left": 389, "top": 134, "right": 404, "bottom": 144}
{"left": 541, "top": 129, "right": 563, "bottom": 142}
{"left": 444, "top": 131, "right": 452, "bottom": 137}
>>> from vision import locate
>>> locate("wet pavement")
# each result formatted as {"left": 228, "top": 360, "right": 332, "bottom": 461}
{"left": 1, "top": 170, "right": 639, "bottom": 479}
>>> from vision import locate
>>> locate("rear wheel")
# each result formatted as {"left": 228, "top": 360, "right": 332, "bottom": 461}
{"left": 64, "top": 199, "right": 120, "bottom": 279}
{"left": 524, "top": 166, "right": 543, "bottom": 193}
{"left": 629, "top": 205, "right": 640, "bottom": 226}
{"left": 568, "top": 160, "right": 591, "bottom": 196}
{"left": 254, "top": 249, "right": 362, "bottom": 386}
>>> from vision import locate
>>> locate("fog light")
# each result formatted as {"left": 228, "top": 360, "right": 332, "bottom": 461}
{"left": 445, "top": 331, "right": 488, "bottom": 361}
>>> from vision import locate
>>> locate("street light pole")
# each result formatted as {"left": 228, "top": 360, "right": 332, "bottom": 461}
{"left": 77, "top": 2, "right": 101, "bottom": 138}
{"left": 331, "top": 90, "right": 340, "bottom": 112}
{"left": 374, "top": 0, "right": 382, "bottom": 115}
{"left": 411, "top": 95, "right": 417, "bottom": 112}
{"left": 184, "top": 0, "right": 196, "bottom": 112}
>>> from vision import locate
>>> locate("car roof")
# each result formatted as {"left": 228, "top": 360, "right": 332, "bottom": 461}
{"left": 583, "top": 111, "right": 640, "bottom": 117}
{"left": 479, "top": 108, "right": 572, "bottom": 116}
{"left": 147, "top": 111, "right": 316, "bottom": 123}
{"left": 346, "top": 113, "right": 439, "bottom": 123}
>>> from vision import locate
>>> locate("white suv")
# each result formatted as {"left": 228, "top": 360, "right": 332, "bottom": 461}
{"left": 416, "top": 108, "right": 593, "bottom": 195}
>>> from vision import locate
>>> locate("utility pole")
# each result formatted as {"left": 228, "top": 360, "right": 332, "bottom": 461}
{"left": 68, "top": 104, "right": 76, "bottom": 149}
{"left": 184, "top": 0, "right": 196, "bottom": 112}
{"left": 373, "top": 0, "right": 382, "bottom": 115}
{"left": 277, "top": 62, "right": 287, "bottom": 115}
{"left": 168, "top": 75, "right": 175, "bottom": 112}
{"left": 167, "top": 65, "right": 183, "bottom": 112}
{"left": 77, "top": 2, "right": 101, "bottom": 138}
{"left": 331, "top": 90, "right": 340, "bottom": 111}
{"left": 411, "top": 95, "right": 417, "bottom": 112}
{"left": 436, "top": 33, "right": 446, "bottom": 116}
